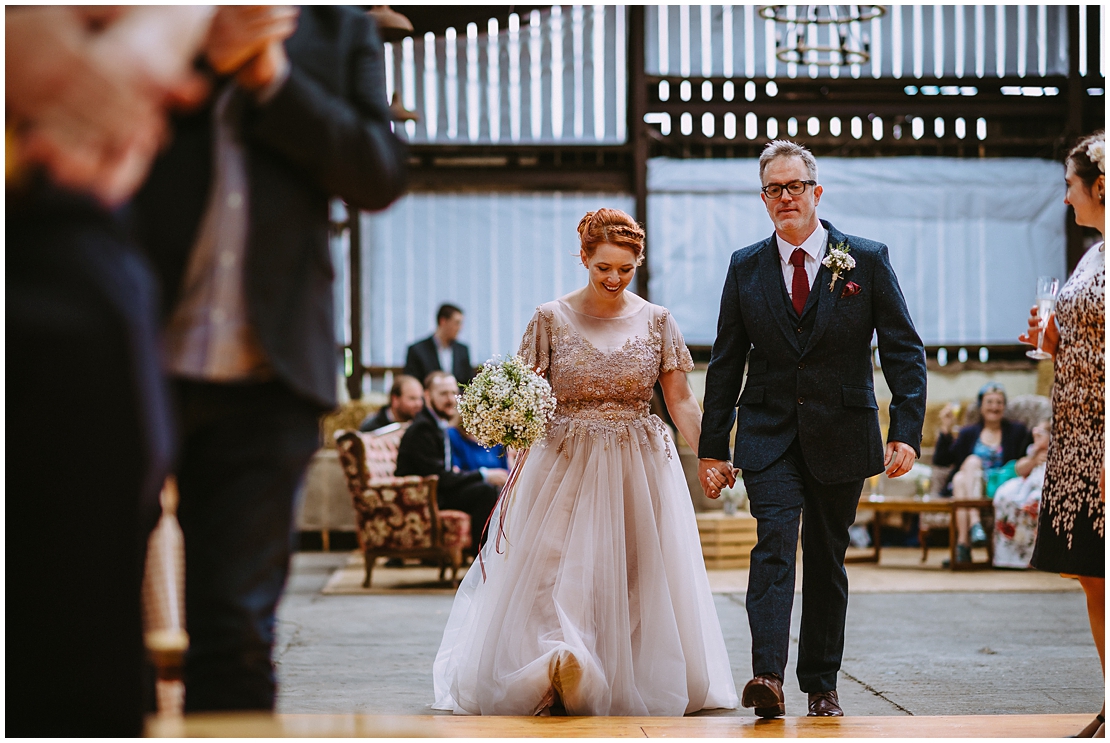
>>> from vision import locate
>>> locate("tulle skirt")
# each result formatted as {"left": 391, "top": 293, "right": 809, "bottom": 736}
{"left": 432, "top": 414, "right": 738, "bottom": 716}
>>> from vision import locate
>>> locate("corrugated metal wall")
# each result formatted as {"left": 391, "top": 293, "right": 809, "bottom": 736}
{"left": 361, "top": 192, "right": 637, "bottom": 369}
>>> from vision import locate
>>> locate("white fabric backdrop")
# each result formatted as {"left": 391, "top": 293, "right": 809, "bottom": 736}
{"left": 362, "top": 192, "right": 635, "bottom": 368}
{"left": 646, "top": 157, "right": 1068, "bottom": 347}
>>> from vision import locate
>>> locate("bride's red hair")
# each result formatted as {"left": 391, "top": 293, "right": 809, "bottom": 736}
{"left": 576, "top": 208, "right": 646, "bottom": 266}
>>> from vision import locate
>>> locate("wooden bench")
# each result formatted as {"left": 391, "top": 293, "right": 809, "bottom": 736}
{"left": 849, "top": 495, "right": 995, "bottom": 571}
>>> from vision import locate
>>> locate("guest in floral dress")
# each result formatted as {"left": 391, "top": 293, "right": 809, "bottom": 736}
{"left": 992, "top": 420, "right": 1050, "bottom": 569}
{"left": 1022, "top": 130, "right": 1105, "bottom": 738}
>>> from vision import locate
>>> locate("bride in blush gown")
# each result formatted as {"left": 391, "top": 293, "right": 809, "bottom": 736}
{"left": 432, "top": 208, "right": 738, "bottom": 716}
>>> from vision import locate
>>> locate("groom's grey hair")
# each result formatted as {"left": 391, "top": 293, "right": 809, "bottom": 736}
{"left": 759, "top": 140, "right": 818, "bottom": 184}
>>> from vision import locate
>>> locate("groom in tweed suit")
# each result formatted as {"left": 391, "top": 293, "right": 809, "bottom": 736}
{"left": 698, "top": 141, "right": 927, "bottom": 717}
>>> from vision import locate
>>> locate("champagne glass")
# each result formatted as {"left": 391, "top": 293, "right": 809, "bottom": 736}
{"left": 1026, "top": 276, "right": 1059, "bottom": 360}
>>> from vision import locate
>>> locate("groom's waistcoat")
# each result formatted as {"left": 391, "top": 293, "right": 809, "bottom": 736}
{"left": 698, "top": 220, "right": 927, "bottom": 485}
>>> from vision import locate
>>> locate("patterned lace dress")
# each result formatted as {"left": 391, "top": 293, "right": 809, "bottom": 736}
{"left": 1031, "top": 243, "right": 1105, "bottom": 577}
{"left": 432, "top": 298, "right": 738, "bottom": 716}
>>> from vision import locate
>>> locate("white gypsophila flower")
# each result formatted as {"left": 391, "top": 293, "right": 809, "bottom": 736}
{"left": 457, "top": 355, "right": 557, "bottom": 449}
{"left": 821, "top": 241, "right": 856, "bottom": 291}
{"left": 1087, "top": 139, "right": 1105, "bottom": 174}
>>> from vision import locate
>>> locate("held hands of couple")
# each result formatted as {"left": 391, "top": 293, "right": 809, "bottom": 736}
{"left": 1018, "top": 305, "right": 1059, "bottom": 358}
{"left": 698, "top": 459, "right": 737, "bottom": 499}
{"left": 701, "top": 443, "right": 914, "bottom": 494}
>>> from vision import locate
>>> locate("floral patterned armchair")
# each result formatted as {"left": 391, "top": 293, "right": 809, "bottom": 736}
{"left": 334, "top": 429, "right": 471, "bottom": 588}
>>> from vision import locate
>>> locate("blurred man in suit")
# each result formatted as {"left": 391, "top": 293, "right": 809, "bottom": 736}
{"left": 395, "top": 371, "right": 505, "bottom": 550}
{"left": 403, "top": 303, "right": 474, "bottom": 385}
{"left": 359, "top": 374, "right": 424, "bottom": 432}
{"left": 131, "top": 5, "right": 407, "bottom": 712}
{"left": 7, "top": 7, "right": 212, "bottom": 735}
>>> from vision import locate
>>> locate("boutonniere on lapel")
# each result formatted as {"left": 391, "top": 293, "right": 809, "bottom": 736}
{"left": 821, "top": 241, "right": 856, "bottom": 292}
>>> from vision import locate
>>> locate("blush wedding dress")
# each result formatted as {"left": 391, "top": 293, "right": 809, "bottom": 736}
{"left": 431, "top": 298, "right": 738, "bottom": 716}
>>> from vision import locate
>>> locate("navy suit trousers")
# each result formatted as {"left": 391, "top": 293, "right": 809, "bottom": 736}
{"left": 743, "top": 438, "right": 864, "bottom": 693}
{"left": 174, "top": 379, "right": 321, "bottom": 711}
{"left": 8, "top": 188, "right": 170, "bottom": 736}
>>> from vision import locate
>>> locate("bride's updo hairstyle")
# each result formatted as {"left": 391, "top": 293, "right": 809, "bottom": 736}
{"left": 577, "top": 208, "right": 646, "bottom": 267}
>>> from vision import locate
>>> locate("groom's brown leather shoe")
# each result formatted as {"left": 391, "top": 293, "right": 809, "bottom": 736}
{"left": 807, "top": 690, "right": 843, "bottom": 717}
{"left": 741, "top": 674, "right": 785, "bottom": 718}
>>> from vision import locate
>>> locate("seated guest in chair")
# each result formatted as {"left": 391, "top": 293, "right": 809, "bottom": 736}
{"left": 359, "top": 374, "right": 424, "bottom": 432}
{"left": 403, "top": 304, "right": 475, "bottom": 385}
{"left": 934, "top": 383, "right": 1034, "bottom": 563}
{"left": 449, "top": 416, "right": 509, "bottom": 472}
{"left": 395, "top": 371, "right": 506, "bottom": 552}
{"left": 993, "top": 418, "right": 1051, "bottom": 569}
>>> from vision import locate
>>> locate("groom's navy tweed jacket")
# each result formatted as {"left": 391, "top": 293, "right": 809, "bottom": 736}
{"left": 699, "top": 220, "right": 927, "bottom": 484}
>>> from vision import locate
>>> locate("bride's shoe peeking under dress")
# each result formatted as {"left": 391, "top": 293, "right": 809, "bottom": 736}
{"left": 431, "top": 298, "right": 738, "bottom": 716}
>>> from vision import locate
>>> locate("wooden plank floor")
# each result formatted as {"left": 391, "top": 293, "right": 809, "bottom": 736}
{"left": 147, "top": 712, "right": 1090, "bottom": 738}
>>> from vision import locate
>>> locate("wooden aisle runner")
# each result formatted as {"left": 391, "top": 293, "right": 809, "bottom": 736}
{"left": 148, "top": 712, "right": 1089, "bottom": 738}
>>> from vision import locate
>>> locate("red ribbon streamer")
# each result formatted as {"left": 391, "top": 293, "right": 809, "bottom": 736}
{"left": 477, "top": 446, "right": 531, "bottom": 582}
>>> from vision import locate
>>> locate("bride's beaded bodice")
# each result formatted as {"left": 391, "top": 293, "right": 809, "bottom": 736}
{"left": 518, "top": 299, "right": 694, "bottom": 452}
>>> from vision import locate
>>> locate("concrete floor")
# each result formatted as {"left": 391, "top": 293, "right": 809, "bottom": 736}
{"left": 274, "top": 552, "right": 1104, "bottom": 718}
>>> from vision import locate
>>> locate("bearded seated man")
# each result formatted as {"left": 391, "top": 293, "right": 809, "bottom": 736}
{"left": 394, "top": 371, "right": 506, "bottom": 553}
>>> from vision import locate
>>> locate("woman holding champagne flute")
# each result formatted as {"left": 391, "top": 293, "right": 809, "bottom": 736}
{"left": 1021, "top": 130, "right": 1105, "bottom": 738}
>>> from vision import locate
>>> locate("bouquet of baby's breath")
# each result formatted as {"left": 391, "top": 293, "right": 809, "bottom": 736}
{"left": 457, "top": 355, "right": 556, "bottom": 450}
{"left": 458, "top": 355, "right": 556, "bottom": 578}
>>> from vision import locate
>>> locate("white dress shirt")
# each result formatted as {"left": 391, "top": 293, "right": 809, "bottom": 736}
{"left": 435, "top": 337, "right": 454, "bottom": 376}
{"left": 435, "top": 412, "right": 452, "bottom": 469}
{"left": 776, "top": 223, "right": 827, "bottom": 303}
{"left": 164, "top": 72, "right": 290, "bottom": 382}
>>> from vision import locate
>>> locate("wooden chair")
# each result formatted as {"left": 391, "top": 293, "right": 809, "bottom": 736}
{"left": 334, "top": 429, "right": 471, "bottom": 588}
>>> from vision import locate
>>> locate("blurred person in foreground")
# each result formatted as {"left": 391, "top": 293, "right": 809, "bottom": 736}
{"left": 395, "top": 371, "right": 506, "bottom": 552}
{"left": 6, "top": 7, "right": 212, "bottom": 206}
{"left": 130, "top": 5, "right": 407, "bottom": 712}
{"left": 360, "top": 374, "right": 424, "bottom": 432}
{"left": 404, "top": 303, "right": 475, "bottom": 385}
{"left": 1021, "top": 130, "right": 1105, "bottom": 738}
{"left": 6, "top": 6, "right": 213, "bottom": 736}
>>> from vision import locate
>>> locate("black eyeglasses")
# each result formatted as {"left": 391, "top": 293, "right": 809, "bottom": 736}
{"left": 761, "top": 180, "right": 817, "bottom": 199}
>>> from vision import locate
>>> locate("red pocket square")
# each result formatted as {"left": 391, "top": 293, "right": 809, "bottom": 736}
{"left": 840, "top": 281, "right": 862, "bottom": 298}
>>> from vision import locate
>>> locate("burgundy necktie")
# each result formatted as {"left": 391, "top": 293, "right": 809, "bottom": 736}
{"left": 790, "top": 248, "right": 809, "bottom": 315}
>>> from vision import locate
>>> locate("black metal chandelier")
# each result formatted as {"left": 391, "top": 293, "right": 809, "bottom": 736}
{"left": 758, "top": 5, "right": 886, "bottom": 67}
